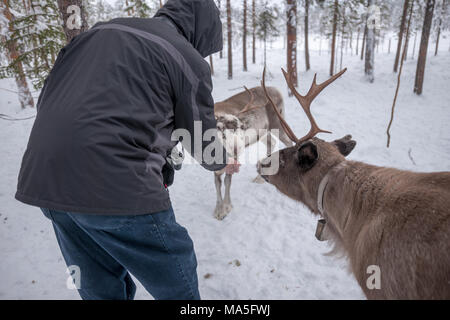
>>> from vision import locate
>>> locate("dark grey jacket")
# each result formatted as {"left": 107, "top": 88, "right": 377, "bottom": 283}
{"left": 16, "top": 0, "right": 226, "bottom": 215}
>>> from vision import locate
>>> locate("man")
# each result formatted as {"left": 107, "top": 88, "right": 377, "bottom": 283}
{"left": 15, "top": 0, "right": 239, "bottom": 300}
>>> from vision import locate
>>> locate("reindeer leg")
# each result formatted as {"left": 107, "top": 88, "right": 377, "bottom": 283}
{"left": 214, "top": 172, "right": 226, "bottom": 220}
{"left": 221, "top": 174, "right": 233, "bottom": 217}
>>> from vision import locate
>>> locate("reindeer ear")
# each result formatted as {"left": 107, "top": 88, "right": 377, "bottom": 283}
{"left": 298, "top": 142, "right": 319, "bottom": 171}
{"left": 332, "top": 135, "right": 356, "bottom": 156}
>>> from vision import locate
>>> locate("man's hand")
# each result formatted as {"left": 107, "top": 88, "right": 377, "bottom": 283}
{"left": 225, "top": 158, "right": 241, "bottom": 175}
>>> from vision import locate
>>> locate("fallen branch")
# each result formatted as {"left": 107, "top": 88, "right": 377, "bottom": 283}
{"left": 386, "top": 0, "right": 414, "bottom": 148}
{"left": 408, "top": 148, "right": 417, "bottom": 165}
{"left": 0, "top": 113, "right": 36, "bottom": 121}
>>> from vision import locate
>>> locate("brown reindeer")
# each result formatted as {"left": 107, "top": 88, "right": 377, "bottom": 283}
{"left": 213, "top": 85, "right": 293, "bottom": 220}
{"left": 257, "top": 68, "right": 450, "bottom": 299}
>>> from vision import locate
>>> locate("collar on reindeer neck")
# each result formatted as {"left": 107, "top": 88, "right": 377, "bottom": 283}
{"left": 315, "top": 161, "right": 348, "bottom": 241}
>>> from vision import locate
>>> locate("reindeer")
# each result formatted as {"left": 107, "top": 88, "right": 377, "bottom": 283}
{"left": 257, "top": 68, "right": 450, "bottom": 299}
{"left": 213, "top": 86, "right": 293, "bottom": 220}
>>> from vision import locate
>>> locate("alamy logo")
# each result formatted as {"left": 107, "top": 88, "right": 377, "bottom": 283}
{"left": 366, "top": 5, "right": 381, "bottom": 31}
{"left": 366, "top": 265, "right": 381, "bottom": 290}
{"left": 66, "top": 265, "right": 81, "bottom": 290}
{"left": 66, "top": 5, "right": 81, "bottom": 30}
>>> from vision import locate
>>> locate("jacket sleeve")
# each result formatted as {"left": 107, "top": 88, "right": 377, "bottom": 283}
{"left": 172, "top": 67, "right": 228, "bottom": 172}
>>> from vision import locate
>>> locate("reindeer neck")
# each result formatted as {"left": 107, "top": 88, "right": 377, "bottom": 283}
{"left": 319, "top": 161, "right": 381, "bottom": 245}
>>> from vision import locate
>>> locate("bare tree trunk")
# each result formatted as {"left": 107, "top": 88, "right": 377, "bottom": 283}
{"left": 361, "top": 24, "right": 367, "bottom": 60}
{"left": 227, "top": 0, "right": 232, "bottom": 79}
{"left": 412, "top": 31, "right": 417, "bottom": 59}
{"left": 435, "top": 0, "right": 445, "bottom": 56}
{"left": 287, "top": 0, "right": 298, "bottom": 92}
{"left": 209, "top": 55, "right": 214, "bottom": 76}
{"left": 319, "top": 35, "right": 322, "bottom": 56}
{"left": 159, "top": 0, "right": 163, "bottom": 8}
{"left": 340, "top": 6, "right": 346, "bottom": 71}
{"left": 264, "top": 37, "right": 267, "bottom": 69}
{"left": 394, "top": 0, "right": 409, "bottom": 72}
{"left": 218, "top": 0, "right": 223, "bottom": 59}
{"left": 388, "top": 38, "right": 391, "bottom": 54}
{"left": 365, "top": 0, "right": 375, "bottom": 83}
{"left": 356, "top": 27, "right": 360, "bottom": 55}
{"left": 387, "top": 0, "right": 414, "bottom": 148}
{"left": 403, "top": 28, "right": 410, "bottom": 61}
{"left": 435, "top": 23, "right": 441, "bottom": 56}
{"left": 304, "top": 0, "right": 310, "bottom": 71}
{"left": 252, "top": 0, "right": 256, "bottom": 64}
{"left": 414, "top": 0, "right": 436, "bottom": 95}
{"left": 330, "top": 0, "right": 338, "bottom": 76}
{"left": 243, "top": 0, "right": 248, "bottom": 71}
{"left": 2, "top": 0, "right": 34, "bottom": 108}
{"left": 57, "top": 0, "right": 89, "bottom": 43}
{"left": 349, "top": 30, "right": 353, "bottom": 55}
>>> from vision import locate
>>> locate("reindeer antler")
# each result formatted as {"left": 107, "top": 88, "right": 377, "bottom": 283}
{"left": 261, "top": 68, "right": 299, "bottom": 142}
{"left": 238, "top": 86, "right": 265, "bottom": 114}
{"left": 262, "top": 66, "right": 347, "bottom": 144}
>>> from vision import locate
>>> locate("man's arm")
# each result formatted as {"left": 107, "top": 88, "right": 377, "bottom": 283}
{"left": 173, "top": 67, "right": 229, "bottom": 172}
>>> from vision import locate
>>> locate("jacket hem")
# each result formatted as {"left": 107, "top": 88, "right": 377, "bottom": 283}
{"left": 15, "top": 192, "right": 172, "bottom": 216}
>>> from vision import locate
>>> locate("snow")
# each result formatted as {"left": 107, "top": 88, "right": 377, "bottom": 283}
{"left": 1, "top": 38, "right": 449, "bottom": 300}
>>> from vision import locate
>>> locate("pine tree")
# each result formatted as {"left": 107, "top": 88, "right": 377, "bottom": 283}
{"left": 88, "top": 0, "right": 115, "bottom": 26}
{"left": 256, "top": 1, "right": 279, "bottom": 68}
{"left": 0, "top": 0, "right": 34, "bottom": 108}
{"left": 124, "top": 0, "right": 152, "bottom": 18}
{"left": 1, "top": 0, "right": 66, "bottom": 90}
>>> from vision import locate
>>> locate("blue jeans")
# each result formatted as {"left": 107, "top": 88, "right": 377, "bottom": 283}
{"left": 41, "top": 207, "right": 200, "bottom": 300}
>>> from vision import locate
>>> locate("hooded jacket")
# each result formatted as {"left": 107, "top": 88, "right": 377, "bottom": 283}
{"left": 15, "top": 0, "right": 226, "bottom": 215}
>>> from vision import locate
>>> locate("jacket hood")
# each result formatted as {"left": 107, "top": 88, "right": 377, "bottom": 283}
{"left": 155, "top": 0, "right": 223, "bottom": 58}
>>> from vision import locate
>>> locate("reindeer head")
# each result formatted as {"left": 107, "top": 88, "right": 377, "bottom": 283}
{"left": 257, "top": 68, "right": 356, "bottom": 212}
{"left": 216, "top": 87, "right": 265, "bottom": 159}
{"left": 216, "top": 113, "right": 245, "bottom": 158}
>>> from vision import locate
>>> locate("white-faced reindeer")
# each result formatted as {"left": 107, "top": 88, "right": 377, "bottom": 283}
{"left": 213, "top": 83, "right": 293, "bottom": 220}
{"left": 258, "top": 68, "right": 450, "bottom": 299}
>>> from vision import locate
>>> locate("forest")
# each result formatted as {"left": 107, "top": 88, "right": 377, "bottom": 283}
{"left": 0, "top": 0, "right": 449, "bottom": 300}
{"left": 1, "top": 0, "right": 448, "bottom": 106}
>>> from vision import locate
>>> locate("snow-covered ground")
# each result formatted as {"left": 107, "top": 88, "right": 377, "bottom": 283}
{"left": 1, "top": 42, "right": 449, "bottom": 299}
